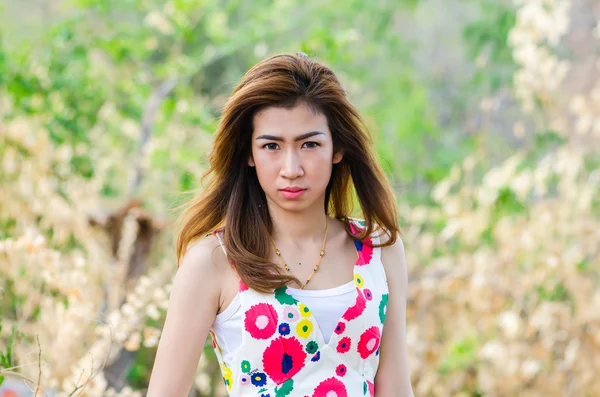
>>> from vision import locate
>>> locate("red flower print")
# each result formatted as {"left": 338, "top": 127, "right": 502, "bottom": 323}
{"left": 342, "top": 288, "right": 366, "bottom": 322}
{"left": 334, "top": 321, "right": 346, "bottom": 335}
{"left": 262, "top": 336, "right": 307, "bottom": 385}
{"left": 209, "top": 331, "right": 217, "bottom": 349}
{"left": 335, "top": 364, "right": 347, "bottom": 377}
{"left": 357, "top": 326, "right": 381, "bottom": 359}
{"left": 364, "top": 379, "right": 375, "bottom": 396}
{"left": 312, "top": 377, "right": 348, "bottom": 397}
{"left": 244, "top": 303, "right": 278, "bottom": 340}
{"left": 353, "top": 238, "right": 374, "bottom": 266}
{"left": 336, "top": 337, "right": 351, "bottom": 353}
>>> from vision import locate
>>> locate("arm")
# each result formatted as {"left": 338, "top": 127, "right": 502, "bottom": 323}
{"left": 375, "top": 235, "right": 414, "bottom": 397}
{"left": 146, "top": 236, "right": 224, "bottom": 397}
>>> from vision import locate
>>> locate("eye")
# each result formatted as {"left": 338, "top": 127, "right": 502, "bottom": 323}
{"left": 302, "top": 141, "right": 320, "bottom": 149}
{"left": 262, "top": 143, "right": 280, "bottom": 150}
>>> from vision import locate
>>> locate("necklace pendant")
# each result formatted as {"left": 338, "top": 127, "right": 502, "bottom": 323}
{"left": 269, "top": 215, "right": 329, "bottom": 290}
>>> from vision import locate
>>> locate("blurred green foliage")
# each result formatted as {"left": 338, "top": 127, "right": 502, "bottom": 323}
{"left": 463, "top": 0, "right": 517, "bottom": 91}
{"left": 1, "top": 0, "right": 512, "bottom": 199}
{"left": 0, "top": 295, "right": 19, "bottom": 389}
{"left": 0, "top": 0, "right": 521, "bottom": 392}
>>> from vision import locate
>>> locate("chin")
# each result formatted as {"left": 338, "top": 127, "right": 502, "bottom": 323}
{"left": 276, "top": 201, "right": 311, "bottom": 213}
{"left": 275, "top": 196, "right": 326, "bottom": 214}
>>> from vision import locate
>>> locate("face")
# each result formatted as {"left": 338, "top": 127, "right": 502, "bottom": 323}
{"left": 248, "top": 102, "right": 343, "bottom": 213}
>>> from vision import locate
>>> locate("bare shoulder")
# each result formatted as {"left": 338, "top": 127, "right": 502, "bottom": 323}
{"left": 180, "top": 233, "right": 228, "bottom": 272}
{"left": 147, "top": 234, "right": 228, "bottom": 396}
{"left": 379, "top": 232, "right": 408, "bottom": 289}
{"left": 174, "top": 233, "right": 229, "bottom": 308}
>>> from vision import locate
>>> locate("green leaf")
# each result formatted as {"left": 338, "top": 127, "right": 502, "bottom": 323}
{"left": 275, "top": 378, "right": 294, "bottom": 397}
{"left": 494, "top": 187, "right": 526, "bottom": 216}
{"left": 274, "top": 287, "right": 298, "bottom": 306}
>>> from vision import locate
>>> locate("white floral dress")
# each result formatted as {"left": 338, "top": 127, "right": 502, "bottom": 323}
{"left": 209, "top": 218, "right": 389, "bottom": 397}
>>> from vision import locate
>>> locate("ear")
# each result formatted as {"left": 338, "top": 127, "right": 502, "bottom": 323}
{"left": 333, "top": 150, "right": 343, "bottom": 164}
{"left": 248, "top": 156, "right": 255, "bottom": 167}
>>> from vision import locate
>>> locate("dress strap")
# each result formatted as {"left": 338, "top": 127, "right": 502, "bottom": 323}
{"left": 214, "top": 230, "right": 228, "bottom": 258}
{"left": 211, "top": 230, "right": 247, "bottom": 291}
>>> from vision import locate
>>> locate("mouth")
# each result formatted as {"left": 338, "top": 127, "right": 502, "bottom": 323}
{"left": 279, "top": 187, "right": 307, "bottom": 199}
{"left": 280, "top": 187, "right": 306, "bottom": 192}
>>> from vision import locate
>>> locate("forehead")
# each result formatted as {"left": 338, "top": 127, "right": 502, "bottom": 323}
{"left": 252, "top": 102, "right": 330, "bottom": 137}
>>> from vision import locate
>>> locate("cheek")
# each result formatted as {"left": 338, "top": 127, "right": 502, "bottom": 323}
{"left": 305, "top": 152, "right": 334, "bottom": 177}
{"left": 253, "top": 152, "right": 279, "bottom": 180}
{"left": 313, "top": 148, "right": 334, "bottom": 164}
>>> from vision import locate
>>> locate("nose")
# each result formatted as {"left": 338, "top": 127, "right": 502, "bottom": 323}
{"left": 280, "top": 149, "right": 304, "bottom": 179}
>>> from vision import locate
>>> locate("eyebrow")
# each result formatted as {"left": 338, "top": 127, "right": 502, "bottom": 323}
{"left": 255, "top": 131, "right": 326, "bottom": 141}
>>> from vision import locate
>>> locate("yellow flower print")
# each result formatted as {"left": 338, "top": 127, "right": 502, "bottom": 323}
{"left": 222, "top": 363, "right": 233, "bottom": 390}
{"left": 354, "top": 273, "right": 364, "bottom": 288}
{"left": 296, "top": 319, "right": 313, "bottom": 338}
{"left": 298, "top": 303, "right": 312, "bottom": 317}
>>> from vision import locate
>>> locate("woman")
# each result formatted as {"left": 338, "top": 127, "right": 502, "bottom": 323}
{"left": 147, "top": 53, "right": 413, "bottom": 397}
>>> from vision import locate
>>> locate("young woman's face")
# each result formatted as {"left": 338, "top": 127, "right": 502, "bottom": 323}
{"left": 249, "top": 102, "right": 343, "bottom": 212}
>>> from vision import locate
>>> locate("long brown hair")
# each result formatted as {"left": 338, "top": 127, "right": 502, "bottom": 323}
{"left": 175, "top": 52, "right": 400, "bottom": 293}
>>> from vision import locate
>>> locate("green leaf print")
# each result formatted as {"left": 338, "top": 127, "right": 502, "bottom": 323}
{"left": 241, "top": 360, "right": 251, "bottom": 373}
{"left": 305, "top": 341, "right": 319, "bottom": 354}
{"left": 275, "top": 378, "right": 294, "bottom": 396}
{"left": 274, "top": 287, "right": 299, "bottom": 306}
{"left": 379, "top": 294, "right": 389, "bottom": 324}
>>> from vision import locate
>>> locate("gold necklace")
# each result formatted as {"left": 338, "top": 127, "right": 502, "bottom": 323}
{"left": 269, "top": 217, "right": 329, "bottom": 290}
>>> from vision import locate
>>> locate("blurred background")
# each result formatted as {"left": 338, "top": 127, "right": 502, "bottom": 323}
{"left": 0, "top": 0, "right": 599, "bottom": 396}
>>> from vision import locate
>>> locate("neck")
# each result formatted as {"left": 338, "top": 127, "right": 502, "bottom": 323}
{"left": 267, "top": 200, "right": 328, "bottom": 245}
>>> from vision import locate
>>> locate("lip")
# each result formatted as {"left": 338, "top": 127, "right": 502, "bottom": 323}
{"left": 279, "top": 187, "right": 306, "bottom": 200}
{"left": 280, "top": 187, "right": 306, "bottom": 192}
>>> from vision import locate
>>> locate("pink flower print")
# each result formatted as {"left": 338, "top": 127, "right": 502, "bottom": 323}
{"left": 262, "top": 336, "right": 307, "bottom": 385}
{"left": 239, "top": 373, "right": 250, "bottom": 385}
{"left": 342, "top": 288, "right": 366, "bottom": 322}
{"left": 333, "top": 321, "right": 346, "bottom": 335}
{"left": 357, "top": 326, "right": 381, "bottom": 359}
{"left": 364, "top": 288, "right": 373, "bottom": 301}
{"left": 282, "top": 306, "right": 300, "bottom": 323}
{"left": 335, "top": 364, "right": 347, "bottom": 377}
{"left": 312, "top": 377, "right": 348, "bottom": 397}
{"left": 336, "top": 337, "right": 351, "bottom": 354}
{"left": 244, "top": 303, "right": 278, "bottom": 340}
